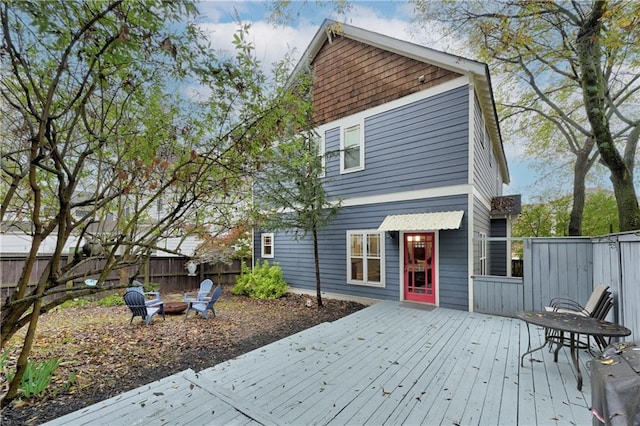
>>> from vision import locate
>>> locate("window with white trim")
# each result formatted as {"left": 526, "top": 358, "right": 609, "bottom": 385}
{"left": 312, "top": 132, "right": 325, "bottom": 178}
{"left": 347, "top": 230, "right": 384, "bottom": 286}
{"left": 261, "top": 233, "right": 274, "bottom": 258}
{"left": 479, "top": 232, "right": 487, "bottom": 275}
{"left": 340, "top": 123, "right": 364, "bottom": 173}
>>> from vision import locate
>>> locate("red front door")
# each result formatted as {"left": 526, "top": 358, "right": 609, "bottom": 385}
{"left": 404, "top": 233, "right": 435, "bottom": 303}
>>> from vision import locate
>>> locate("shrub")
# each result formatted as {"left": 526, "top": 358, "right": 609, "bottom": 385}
{"left": 59, "top": 297, "right": 91, "bottom": 309}
{"left": 98, "top": 294, "right": 125, "bottom": 307}
{"left": 233, "top": 260, "right": 288, "bottom": 299}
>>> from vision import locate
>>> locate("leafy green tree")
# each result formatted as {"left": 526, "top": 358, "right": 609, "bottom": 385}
{"left": 583, "top": 189, "right": 619, "bottom": 236}
{"left": 514, "top": 189, "right": 619, "bottom": 239}
{"left": 0, "top": 1, "right": 300, "bottom": 404}
{"left": 254, "top": 63, "right": 340, "bottom": 308}
{"left": 412, "top": 0, "right": 640, "bottom": 234}
{"left": 256, "top": 126, "right": 340, "bottom": 307}
{"left": 513, "top": 196, "right": 572, "bottom": 241}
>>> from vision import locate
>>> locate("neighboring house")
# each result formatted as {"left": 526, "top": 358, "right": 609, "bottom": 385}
{"left": 0, "top": 230, "right": 199, "bottom": 258}
{"left": 254, "top": 20, "right": 520, "bottom": 311}
{"left": 0, "top": 218, "right": 200, "bottom": 258}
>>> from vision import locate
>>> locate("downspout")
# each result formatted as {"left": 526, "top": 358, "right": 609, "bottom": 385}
{"left": 467, "top": 75, "right": 475, "bottom": 312}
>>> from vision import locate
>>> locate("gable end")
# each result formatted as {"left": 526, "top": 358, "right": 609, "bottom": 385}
{"left": 312, "top": 36, "right": 461, "bottom": 125}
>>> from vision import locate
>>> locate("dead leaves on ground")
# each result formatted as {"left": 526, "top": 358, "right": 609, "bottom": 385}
{"left": 3, "top": 292, "right": 364, "bottom": 424}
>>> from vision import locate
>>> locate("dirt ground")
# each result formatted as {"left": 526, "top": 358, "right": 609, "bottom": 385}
{"left": 0, "top": 288, "right": 366, "bottom": 425}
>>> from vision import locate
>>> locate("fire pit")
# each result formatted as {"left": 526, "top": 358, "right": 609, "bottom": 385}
{"left": 163, "top": 302, "right": 188, "bottom": 315}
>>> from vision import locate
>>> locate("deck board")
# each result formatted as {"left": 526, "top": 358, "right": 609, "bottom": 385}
{"left": 329, "top": 309, "right": 460, "bottom": 425}
{"left": 43, "top": 302, "right": 595, "bottom": 426}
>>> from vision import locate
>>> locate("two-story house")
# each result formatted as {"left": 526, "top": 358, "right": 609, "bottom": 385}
{"left": 255, "top": 20, "right": 516, "bottom": 311}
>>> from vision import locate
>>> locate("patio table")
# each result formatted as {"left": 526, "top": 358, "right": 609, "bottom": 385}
{"left": 515, "top": 310, "right": 631, "bottom": 391}
{"left": 591, "top": 341, "right": 640, "bottom": 425}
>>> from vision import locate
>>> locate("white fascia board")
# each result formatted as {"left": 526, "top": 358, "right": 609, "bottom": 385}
{"left": 338, "top": 184, "right": 473, "bottom": 208}
{"left": 341, "top": 24, "right": 487, "bottom": 76}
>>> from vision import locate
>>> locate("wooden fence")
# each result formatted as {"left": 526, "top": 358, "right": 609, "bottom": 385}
{"left": 473, "top": 232, "right": 639, "bottom": 341}
{"left": 0, "top": 255, "right": 246, "bottom": 301}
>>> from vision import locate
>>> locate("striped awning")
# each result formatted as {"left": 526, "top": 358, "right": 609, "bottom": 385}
{"left": 378, "top": 211, "right": 464, "bottom": 231}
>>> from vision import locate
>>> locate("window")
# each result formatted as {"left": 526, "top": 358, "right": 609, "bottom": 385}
{"left": 261, "top": 233, "right": 274, "bottom": 258}
{"left": 341, "top": 123, "right": 364, "bottom": 173}
{"left": 347, "top": 230, "right": 384, "bottom": 286}
{"left": 312, "top": 132, "right": 325, "bottom": 178}
{"left": 479, "top": 232, "right": 487, "bottom": 275}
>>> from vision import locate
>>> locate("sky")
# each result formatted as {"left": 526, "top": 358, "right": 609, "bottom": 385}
{"left": 190, "top": 0, "right": 559, "bottom": 202}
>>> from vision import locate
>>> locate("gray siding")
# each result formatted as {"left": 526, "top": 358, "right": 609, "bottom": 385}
{"left": 473, "top": 276, "right": 523, "bottom": 316}
{"left": 255, "top": 195, "right": 469, "bottom": 310}
{"left": 472, "top": 95, "right": 502, "bottom": 199}
{"left": 322, "top": 87, "right": 470, "bottom": 199}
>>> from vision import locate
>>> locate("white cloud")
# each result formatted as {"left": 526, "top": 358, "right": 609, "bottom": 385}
{"left": 197, "top": 3, "right": 419, "bottom": 72}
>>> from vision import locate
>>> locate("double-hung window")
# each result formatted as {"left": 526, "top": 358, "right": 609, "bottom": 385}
{"left": 261, "top": 233, "right": 274, "bottom": 258}
{"left": 479, "top": 232, "right": 487, "bottom": 275}
{"left": 313, "top": 131, "right": 325, "bottom": 178}
{"left": 347, "top": 230, "right": 384, "bottom": 287}
{"left": 341, "top": 122, "right": 364, "bottom": 173}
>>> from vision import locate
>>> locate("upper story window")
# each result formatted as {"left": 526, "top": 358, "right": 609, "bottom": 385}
{"left": 340, "top": 122, "right": 364, "bottom": 173}
{"left": 261, "top": 233, "right": 274, "bottom": 258}
{"left": 312, "top": 132, "right": 325, "bottom": 178}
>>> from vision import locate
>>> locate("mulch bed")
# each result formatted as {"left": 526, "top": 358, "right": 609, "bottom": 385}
{"left": 0, "top": 289, "right": 365, "bottom": 425}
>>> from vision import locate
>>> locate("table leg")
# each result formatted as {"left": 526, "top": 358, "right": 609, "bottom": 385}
{"left": 553, "top": 330, "right": 563, "bottom": 362}
{"left": 570, "top": 332, "right": 583, "bottom": 391}
{"left": 520, "top": 322, "right": 550, "bottom": 367}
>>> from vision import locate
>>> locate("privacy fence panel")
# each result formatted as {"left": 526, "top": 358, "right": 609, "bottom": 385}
{"left": 1, "top": 255, "right": 244, "bottom": 302}
{"left": 475, "top": 232, "right": 638, "bottom": 342}
{"left": 474, "top": 237, "right": 593, "bottom": 316}
{"left": 620, "top": 234, "right": 640, "bottom": 341}
{"left": 523, "top": 237, "right": 593, "bottom": 312}
{"left": 593, "top": 233, "right": 640, "bottom": 341}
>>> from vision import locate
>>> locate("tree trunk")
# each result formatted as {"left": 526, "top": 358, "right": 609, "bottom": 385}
{"left": 1, "top": 278, "right": 46, "bottom": 406}
{"left": 568, "top": 143, "right": 596, "bottom": 236}
{"left": 312, "top": 228, "right": 323, "bottom": 307}
{"left": 576, "top": 1, "right": 640, "bottom": 231}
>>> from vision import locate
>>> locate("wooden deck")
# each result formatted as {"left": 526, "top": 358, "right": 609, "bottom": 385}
{"left": 44, "top": 302, "right": 595, "bottom": 425}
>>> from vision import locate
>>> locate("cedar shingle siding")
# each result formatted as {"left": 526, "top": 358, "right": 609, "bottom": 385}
{"left": 312, "top": 36, "right": 461, "bottom": 125}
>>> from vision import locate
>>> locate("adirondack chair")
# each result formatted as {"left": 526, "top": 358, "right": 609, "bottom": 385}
{"left": 127, "top": 280, "right": 162, "bottom": 306}
{"left": 123, "top": 290, "right": 165, "bottom": 326}
{"left": 183, "top": 279, "right": 214, "bottom": 303}
{"left": 184, "top": 285, "right": 222, "bottom": 320}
